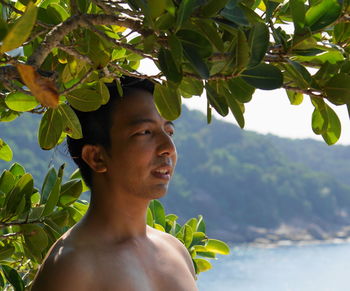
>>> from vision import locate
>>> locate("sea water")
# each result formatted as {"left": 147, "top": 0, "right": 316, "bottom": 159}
{"left": 197, "top": 242, "right": 350, "bottom": 291}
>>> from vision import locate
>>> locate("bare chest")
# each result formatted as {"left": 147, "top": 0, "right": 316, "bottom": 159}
{"left": 91, "top": 245, "right": 198, "bottom": 291}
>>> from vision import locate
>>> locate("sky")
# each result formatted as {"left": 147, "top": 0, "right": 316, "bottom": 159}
{"left": 139, "top": 59, "right": 350, "bottom": 146}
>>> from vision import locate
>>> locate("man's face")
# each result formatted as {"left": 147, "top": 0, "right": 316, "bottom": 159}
{"left": 104, "top": 89, "right": 177, "bottom": 200}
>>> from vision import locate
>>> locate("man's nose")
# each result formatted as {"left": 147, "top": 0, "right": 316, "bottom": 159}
{"left": 157, "top": 132, "right": 176, "bottom": 157}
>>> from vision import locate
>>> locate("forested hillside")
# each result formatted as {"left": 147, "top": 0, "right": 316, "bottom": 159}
{"left": 1, "top": 107, "right": 350, "bottom": 243}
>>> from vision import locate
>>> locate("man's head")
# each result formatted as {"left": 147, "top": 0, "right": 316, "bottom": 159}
{"left": 67, "top": 77, "right": 177, "bottom": 199}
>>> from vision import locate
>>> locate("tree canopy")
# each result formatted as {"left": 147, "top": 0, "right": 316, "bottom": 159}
{"left": 0, "top": 0, "right": 350, "bottom": 289}
{"left": 0, "top": 0, "right": 350, "bottom": 154}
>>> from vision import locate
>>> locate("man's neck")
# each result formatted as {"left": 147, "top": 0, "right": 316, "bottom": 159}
{"left": 79, "top": 188, "right": 150, "bottom": 243}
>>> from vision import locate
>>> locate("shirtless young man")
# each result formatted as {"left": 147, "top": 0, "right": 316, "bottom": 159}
{"left": 31, "top": 77, "right": 198, "bottom": 291}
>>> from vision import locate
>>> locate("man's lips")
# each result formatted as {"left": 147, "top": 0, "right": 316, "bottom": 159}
{"left": 151, "top": 165, "right": 172, "bottom": 180}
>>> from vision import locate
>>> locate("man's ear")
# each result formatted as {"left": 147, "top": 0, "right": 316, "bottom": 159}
{"left": 81, "top": 145, "right": 107, "bottom": 173}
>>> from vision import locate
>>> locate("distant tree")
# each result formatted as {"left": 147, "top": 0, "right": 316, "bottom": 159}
{"left": 0, "top": 0, "right": 349, "bottom": 289}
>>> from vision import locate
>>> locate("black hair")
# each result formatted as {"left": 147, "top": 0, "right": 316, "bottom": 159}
{"left": 66, "top": 76, "right": 155, "bottom": 189}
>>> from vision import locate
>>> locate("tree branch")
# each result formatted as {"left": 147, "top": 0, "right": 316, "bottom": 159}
{"left": 283, "top": 85, "right": 325, "bottom": 98}
{"left": 28, "top": 14, "right": 147, "bottom": 67}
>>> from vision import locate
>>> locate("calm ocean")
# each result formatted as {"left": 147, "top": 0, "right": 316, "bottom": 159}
{"left": 197, "top": 242, "right": 350, "bottom": 291}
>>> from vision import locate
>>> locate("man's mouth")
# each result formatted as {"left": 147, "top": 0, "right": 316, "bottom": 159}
{"left": 152, "top": 165, "right": 172, "bottom": 180}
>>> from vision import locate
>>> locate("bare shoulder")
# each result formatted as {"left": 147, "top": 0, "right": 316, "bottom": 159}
{"left": 31, "top": 238, "right": 94, "bottom": 291}
{"left": 148, "top": 227, "right": 196, "bottom": 278}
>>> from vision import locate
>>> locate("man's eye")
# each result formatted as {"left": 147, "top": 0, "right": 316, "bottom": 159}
{"left": 138, "top": 130, "right": 151, "bottom": 135}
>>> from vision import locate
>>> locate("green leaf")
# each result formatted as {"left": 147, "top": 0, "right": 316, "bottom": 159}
{"left": 0, "top": 170, "right": 15, "bottom": 194}
{"left": 194, "top": 19, "right": 224, "bottom": 52}
{"left": 183, "top": 218, "right": 197, "bottom": 232}
{"left": 175, "top": 0, "right": 197, "bottom": 30}
{"left": 286, "top": 90, "right": 303, "bottom": 105}
{"left": 282, "top": 61, "right": 311, "bottom": 90}
{"left": 5, "top": 92, "right": 39, "bottom": 112}
{"left": 21, "top": 224, "right": 49, "bottom": 254}
{"left": 196, "top": 215, "right": 206, "bottom": 233}
{"left": 41, "top": 166, "right": 63, "bottom": 217}
{"left": 0, "top": 139, "right": 13, "bottom": 162}
{"left": 183, "top": 45, "right": 210, "bottom": 79}
{"left": 221, "top": 86, "right": 245, "bottom": 128}
{"left": 154, "top": 83, "right": 181, "bottom": 121}
{"left": 290, "top": 0, "right": 306, "bottom": 34}
{"left": 183, "top": 224, "right": 193, "bottom": 248}
{"left": 232, "top": 29, "right": 250, "bottom": 73}
{"left": 179, "top": 77, "right": 203, "bottom": 97}
{"left": 227, "top": 77, "right": 255, "bottom": 103}
{"left": 57, "top": 103, "right": 83, "bottom": 139}
{"left": 0, "top": 2, "right": 38, "bottom": 53}
{"left": 41, "top": 167, "right": 57, "bottom": 204}
{"left": 205, "top": 82, "right": 229, "bottom": 117}
{"left": 241, "top": 63, "right": 283, "bottom": 90}
{"left": 193, "top": 258, "right": 212, "bottom": 273}
{"left": 3, "top": 173, "right": 33, "bottom": 219}
{"left": 38, "top": 108, "right": 63, "bottom": 150}
{"left": 221, "top": 4, "right": 249, "bottom": 26}
{"left": 200, "top": 0, "right": 229, "bottom": 17}
{"left": 176, "top": 29, "right": 212, "bottom": 58}
{"left": 205, "top": 239, "right": 230, "bottom": 255}
{"left": 322, "top": 104, "right": 341, "bottom": 145}
{"left": 67, "top": 88, "right": 103, "bottom": 112}
{"left": 9, "top": 163, "right": 25, "bottom": 178}
{"left": 207, "top": 100, "right": 212, "bottom": 124}
{"left": 248, "top": 22, "right": 269, "bottom": 68}
{"left": 311, "top": 98, "right": 328, "bottom": 134}
{"left": 0, "top": 245, "right": 15, "bottom": 261}
{"left": 149, "top": 200, "right": 166, "bottom": 227}
{"left": 324, "top": 73, "right": 350, "bottom": 105}
{"left": 97, "top": 81, "right": 110, "bottom": 105}
{"left": 190, "top": 232, "right": 207, "bottom": 247}
{"left": 168, "top": 34, "right": 183, "bottom": 63}
{"left": 59, "top": 179, "right": 82, "bottom": 206}
{"left": 69, "top": 169, "right": 89, "bottom": 193}
{"left": 146, "top": 207, "right": 154, "bottom": 227}
{"left": 0, "top": 18, "right": 8, "bottom": 42}
{"left": 196, "top": 251, "right": 217, "bottom": 258}
{"left": 158, "top": 48, "right": 182, "bottom": 83}
{"left": 305, "top": 0, "right": 341, "bottom": 31}
{"left": 1, "top": 265, "right": 25, "bottom": 291}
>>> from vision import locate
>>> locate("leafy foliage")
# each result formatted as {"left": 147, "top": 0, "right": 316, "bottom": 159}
{"left": 0, "top": 163, "right": 229, "bottom": 290}
{"left": 0, "top": 0, "right": 349, "bottom": 153}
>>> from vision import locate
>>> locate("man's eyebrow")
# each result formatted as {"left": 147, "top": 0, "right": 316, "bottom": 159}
{"left": 128, "top": 118, "right": 175, "bottom": 128}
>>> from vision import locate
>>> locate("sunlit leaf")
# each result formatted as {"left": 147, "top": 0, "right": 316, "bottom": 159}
{"left": 5, "top": 92, "right": 39, "bottom": 112}
{"left": 205, "top": 239, "right": 230, "bottom": 255}
{"left": 305, "top": 0, "right": 341, "bottom": 31}
{"left": 0, "top": 138, "right": 13, "bottom": 162}
{"left": 0, "top": 2, "right": 37, "bottom": 53}
{"left": 57, "top": 103, "right": 83, "bottom": 139}
{"left": 67, "top": 88, "right": 102, "bottom": 112}
{"left": 154, "top": 83, "right": 181, "bottom": 121}
{"left": 38, "top": 108, "right": 63, "bottom": 150}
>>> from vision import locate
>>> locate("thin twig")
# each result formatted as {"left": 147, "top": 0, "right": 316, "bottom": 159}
{"left": 109, "top": 62, "right": 162, "bottom": 81}
{"left": 0, "top": 232, "right": 22, "bottom": 239}
{"left": 283, "top": 85, "right": 325, "bottom": 98}
{"left": 0, "top": 218, "right": 44, "bottom": 227}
